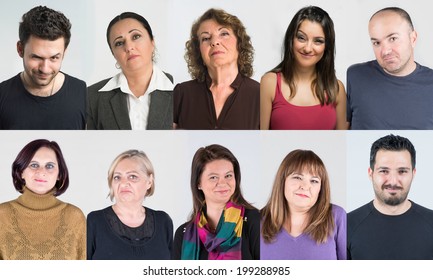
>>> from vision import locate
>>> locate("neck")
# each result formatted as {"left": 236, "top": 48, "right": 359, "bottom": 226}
{"left": 207, "top": 65, "right": 238, "bottom": 86}
{"left": 204, "top": 202, "right": 225, "bottom": 229}
{"left": 21, "top": 71, "right": 57, "bottom": 97}
{"left": 113, "top": 201, "right": 145, "bottom": 217}
{"left": 124, "top": 64, "right": 153, "bottom": 98}
{"left": 17, "top": 187, "right": 59, "bottom": 210}
{"left": 373, "top": 198, "right": 412, "bottom": 216}
{"left": 294, "top": 65, "right": 316, "bottom": 82}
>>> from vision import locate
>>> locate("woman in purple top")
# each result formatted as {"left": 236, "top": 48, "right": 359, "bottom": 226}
{"left": 260, "top": 149, "right": 346, "bottom": 260}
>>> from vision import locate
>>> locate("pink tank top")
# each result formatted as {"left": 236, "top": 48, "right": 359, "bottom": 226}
{"left": 270, "top": 72, "right": 337, "bottom": 130}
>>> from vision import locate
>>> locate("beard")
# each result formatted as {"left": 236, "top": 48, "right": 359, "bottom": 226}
{"left": 375, "top": 184, "right": 409, "bottom": 206}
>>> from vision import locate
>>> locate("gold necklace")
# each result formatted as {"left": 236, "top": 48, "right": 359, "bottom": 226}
{"left": 21, "top": 72, "right": 56, "bottom": 97}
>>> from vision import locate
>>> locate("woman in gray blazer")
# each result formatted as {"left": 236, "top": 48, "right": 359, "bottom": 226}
{"left": 87, "top": 12, "right": 173, "bottom": 130}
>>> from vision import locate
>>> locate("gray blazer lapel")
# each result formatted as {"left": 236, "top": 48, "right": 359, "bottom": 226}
{"left": 109, "top": 90, "right": 132, "bottom": 129}
{"left": 147, "top": 90, "right": 173, "bottom": 130}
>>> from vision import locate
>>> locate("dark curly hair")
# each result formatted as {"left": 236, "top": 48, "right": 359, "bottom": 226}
{"left": 185, "top": 8, "right": 254, "bottom": 82}
{"left": 19, "top": 6, "right": 72, "bottom": 48}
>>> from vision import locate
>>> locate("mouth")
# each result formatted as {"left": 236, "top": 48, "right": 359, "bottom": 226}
{"left": 295, "top": 193, "right": 309, "bottom": 198}
{"left": 127, "top": 55, "right": 139, "bottom": 61}
{"left": 35, "top": 179, "right": 47, "bottom": 183}
{"left": 216, "top": 189, "right": 230, "bottom": 195}
{"left": 211, "top": 51, "right": 224, "bottom": 56}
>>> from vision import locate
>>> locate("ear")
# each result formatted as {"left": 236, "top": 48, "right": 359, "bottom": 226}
{"left": 412, "top": 167, "right": 417, "bottom": 178}
{"left": 147, "top": 174, "right": 153, "bottom": 190}
{"left": 368, "top": 167, "right": 373, "bottom": 180}
{"left": 17, "top": 41, "right": 24, "bottom": 57}
{"left": 410, "top": 30, "right": 418, "bottom": 48}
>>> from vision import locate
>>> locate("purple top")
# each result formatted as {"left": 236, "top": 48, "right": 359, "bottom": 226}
{"left": 260, "top": 204, "right": 346, "bottom": 260}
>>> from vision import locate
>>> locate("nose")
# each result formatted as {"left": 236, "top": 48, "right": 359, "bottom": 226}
{"left": 303, "top": 41, "right": 313, "bottom": 53}
{"left": 387, "top": 172, "right": 399, "bottom": 185}
{"left": 381, "top": 42, "right": 392, "bottom": 56}
{"left": 210, "top": 37, "right": 220, "bottom": 47}
{"left": 124, "top": 40, "right": 134, "bottom": 52}
{"left": 38, "top": 59, "right": 50, "bottom": 73}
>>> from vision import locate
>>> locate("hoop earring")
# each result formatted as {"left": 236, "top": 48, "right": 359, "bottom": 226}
{"left": 115, "top": 62, "right": 121, "bottom": 69}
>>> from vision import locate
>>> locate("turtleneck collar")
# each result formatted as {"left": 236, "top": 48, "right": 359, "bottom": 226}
{"left": 16, "top": 187, "right": 61, "bottom": 210}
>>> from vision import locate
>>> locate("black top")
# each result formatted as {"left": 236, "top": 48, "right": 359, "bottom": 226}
{"left": 172, "top": 208, "right": 260, "bottom": 260}
{"left": 347, "top": 200, "right": 433, "bottom": 260}
{"left": 87, "top": 206, "right": 173, "bottom": 260}
{"left": 0, "top": 73, "right": 86, "bottom": 129}
{"left": 173, "top": 73, "right": 260, "bottom": 130}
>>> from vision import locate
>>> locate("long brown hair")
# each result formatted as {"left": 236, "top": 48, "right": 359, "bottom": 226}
{"left": 261, "top": 150, "right": 334, "bottom": 244}
{"left": 272, "top": 6, "right": 338, "bottom": 105}
{"left": 189, "top": 144, "right": 254, "bottom": 221}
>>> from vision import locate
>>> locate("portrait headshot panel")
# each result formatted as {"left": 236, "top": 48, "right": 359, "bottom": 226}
{"left": 260, "top": 131, "right": 347, "bottom": 210}
{"left": 346, "top": 131, "right": 433, "bottom": 212}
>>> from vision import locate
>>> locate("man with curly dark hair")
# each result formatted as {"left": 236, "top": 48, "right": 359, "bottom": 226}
{"left": 0, "top": 6, "right": 86, "bottom": 129}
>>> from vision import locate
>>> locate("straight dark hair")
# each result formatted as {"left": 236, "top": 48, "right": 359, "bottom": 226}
{"left": 272, "top": 6, "right": 338, "bottom": 105}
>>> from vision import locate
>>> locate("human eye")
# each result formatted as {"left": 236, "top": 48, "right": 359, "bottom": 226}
{"left": 225, "top": 173, "right": 233, "bottom": 179}
{"left": 128, "top": 174, "right": 139, "bottom": 182}
{"left": 45, "top": 163, "right": 55, "bottom": 170}
{"left": 132, "top": 33, "right": 141, "bottom": 40}
{"left": 389, "top": 36, "right": 398, "bottom": 42}
{"left": 296, "top": 33, "right": 306, "bottom": 42}
{"left": 114, "top": 40, "right": 124, "bottom": 47}
{"left": 372, "top": 41, "right": 380, "bottom": 47}
{"left": 113, "top": 175, "right": 121, "bottom": 181}
{"left": 29, "top": 163, "right": 39, "bottom": 169}
{"left": 379, "top": 169, "right": 389, "bottom": 174}
{"left": 201, "top": 36, "right": 210, "bottom": 43}
{"left": 311, "top": 178, "right": 321, "bottom": 184}
{"left": 398, "top": 169, "right": 408, "bottom": 174}
{"left": 209, "top": 175, "right": 218, "bottom": 181}
{"left": 314, "top": 38, "right": 325, "bottom": 45}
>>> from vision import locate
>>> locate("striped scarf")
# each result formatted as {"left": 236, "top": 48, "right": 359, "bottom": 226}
{"left": 181, "top": 202, "right": 245, "bottom": 260}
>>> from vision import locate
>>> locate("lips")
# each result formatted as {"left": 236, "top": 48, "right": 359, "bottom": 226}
{"left": 127, "top": 55, "right": 139, "bottom": 61}
{"left": 295, "top": 193, "right": 309, "bottom": 198}
{"left": 35, "top": 179, "right": 47, "bottom": 183}
{"left": 211, "top": 51, "right": 224, "bottom": 56}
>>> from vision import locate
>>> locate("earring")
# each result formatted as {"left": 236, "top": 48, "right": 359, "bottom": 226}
{"left": 115, "top": 62, "right": 121, "bottom": 69}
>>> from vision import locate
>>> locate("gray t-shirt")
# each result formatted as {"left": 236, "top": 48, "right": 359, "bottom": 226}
{"left": 346, "top": 60, "right": 433, "bottom": 129}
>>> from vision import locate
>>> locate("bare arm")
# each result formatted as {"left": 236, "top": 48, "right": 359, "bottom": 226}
{"left": 260, "top": 72, "right": 277, "bottom": 130}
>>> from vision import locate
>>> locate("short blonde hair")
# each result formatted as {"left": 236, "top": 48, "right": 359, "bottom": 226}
{"left": 107, "top": 150, "right": 155, "bottom": 201}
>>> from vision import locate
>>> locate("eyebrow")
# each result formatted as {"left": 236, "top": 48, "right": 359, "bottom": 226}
{"left": 297, "top": 29, "right": 325, "bottom": 39}
{"left": 31, "top": 53, "right": 61, "bottom": 59}
{"left": 199, "top": 27, "right": 228, "bottom": 36}
{"left": 370, "top": 32, "right": 399, "bottom": 41}
{"left": 112, "top": 29, "right": 143, "bottom": 43}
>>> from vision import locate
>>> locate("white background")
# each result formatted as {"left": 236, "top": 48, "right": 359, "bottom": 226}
{"left": 0, "top": 0, "right": 431, "bottom": 87}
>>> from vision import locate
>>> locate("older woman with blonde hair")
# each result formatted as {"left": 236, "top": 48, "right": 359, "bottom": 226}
{"left": 261, "top": 149, "right": 346, "bottom": 259}
{"left": 87, "top": 150, "right": 173, "bottom": 259}
{"left": 173, "top": 8, "right": 259, "bottom": 129}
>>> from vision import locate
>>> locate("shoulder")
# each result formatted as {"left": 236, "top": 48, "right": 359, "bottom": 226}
{"left": 240, "top": 76, "right": 260, "bottom": 90}
{"left": 0, "top": 200, "right": 14, "bottom": 215}
{"left": 244, "top": 208, "right": 260, "bottom": 227}
{"left": 331, "top": 204, "right": 347, "bottom": 221}
{"left": 146, "top": 207, "right": 173, "bottom": 224}
{"left": 174, "top": 79, "right": 200, "bottom": 91}
{"left": 411, "top": 201, "right": 433, "bottom": 217}
{"left": 88, "top": 78, "right": 112, "bottom": 94}
{"left": 260, "top": 72, "right": 277, "bottom": 85}
{"left": 64, "top": 203, "right": 85, "bottom": 216}
{"left": 87, "top": 207, "right": 110, "bottom": 220}
{"left": 347, "top": 202, "right": 373, "bottom": 226}
{"left": 347, "top": 60, "right": 376, "bottom": 74}
{"left": 174, "top": 221, "right": 190, "bottom": 238}
{"left": 63, "top": 73, "right": 86, "bottom": 87}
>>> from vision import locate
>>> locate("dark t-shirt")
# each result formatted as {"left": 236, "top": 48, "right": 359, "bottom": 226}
{"left": 346, "top": 60, "right": 433, "bottom": 129}
{"left": 347, "top": 201, "right": 433, "bottom": 259}
{"left": 173, "top": 73, "right": 260, "bottom": 129}
{"left": 0, "top": 73, "right": 86, "bottom": 129}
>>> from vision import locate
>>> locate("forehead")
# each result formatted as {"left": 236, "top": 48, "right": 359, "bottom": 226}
{"left": 198, "top": 19, "right": 231, "bottom": 34}
{"left": 110, "top": 18, "right": 147, "bottom": 36}
{"left": 369, "top": 11, "right": 410, "bottom": 35}
{"left": 202, "top": 159, "right": 234, "bottom": 173}
{"left": 115, "top": 157, "right": 143, "bottom": 171}
{"left": 32, "top": 147, "right": 57, "bottom": 161}
{"left": 298, "top": 20, "right": 325, "bottom": 36}
{"left": 24, "top": 35, "right": 65, "bottom": 55}
{"left": 374, "top": 150, "right": 412, "bottom": 168}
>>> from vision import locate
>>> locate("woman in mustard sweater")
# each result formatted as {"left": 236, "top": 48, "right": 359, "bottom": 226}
{"left": 0, "top": 139, "right": 86, "bottom": 260}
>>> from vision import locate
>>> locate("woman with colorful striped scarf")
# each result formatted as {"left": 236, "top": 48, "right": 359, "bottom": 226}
{"left": 173, "top": 144, "right": 260, "bottom": 260}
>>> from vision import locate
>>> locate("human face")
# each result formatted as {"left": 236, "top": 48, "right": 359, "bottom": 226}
{"left": 197, "top": 19, "right": 238, "bottom": 70}
{"left": 369, "top": 150, "right": 415, "bottom": 206}
{"left": 18, "top": 35, "right": 65, "bottom": 88}
{"left": 109, "top": 18, "right": 154, "bottom": 73}
{"left": 111, "top": 158, "right": 152, "bottom": 204}
{"left": 293, "top": 20, "right": 326, "bottom": 69}
{"left": 284, "top": 170, "right": 321, "bottom": 212}
{"left": 21, "top": 147, "right": 59, "bottom": 195}
{"left": 369, "top": 11, "right": 417, "bottom": 76}
{"left": 199, "top": 159, "right": 236, "bottom": 206}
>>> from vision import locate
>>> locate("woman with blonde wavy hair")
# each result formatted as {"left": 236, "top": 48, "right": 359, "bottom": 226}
{"left": 260, "top": 149, "right": 346, "bottom": 259}
{"left": 173, "top": 8, "right": 259, "bottom": 130}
